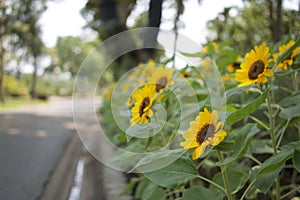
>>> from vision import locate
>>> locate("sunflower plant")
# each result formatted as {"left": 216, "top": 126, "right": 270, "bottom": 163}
{"left": 99, "top": 37, "right": 300, "bottom": 200}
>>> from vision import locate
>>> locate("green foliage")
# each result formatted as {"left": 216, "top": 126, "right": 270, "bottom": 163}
{"left": 217, "top": 124, "right": 259, "bottom": 166}
{"left": 226, "top": 88, "right": 269, "bottom": 125}
{"left": 46, "top": 36, "right": 97, "bottom": 76}
{"left": 143, "top": 158, "right": 198, "bottom": 188}
{"left": 212, "top": 170, "right": 249, "bottom": 194}
{"left": 99, "top": 34, "right": 300, "bottom": 200}
{"left": 207, "top": 2, "right": 300, "bottom": 53}
{"left": 3, "top": 75, "right": 29, "bottom": 97}
{"left": 183, "top": 185, "right": 223, "bottom": 200}
{"left": 293, "top": 149, "right": 300, "bottom": 173}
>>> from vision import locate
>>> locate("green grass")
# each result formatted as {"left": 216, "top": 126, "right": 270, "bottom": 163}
{"left": 0, "top": 97, "right": 47, "bottom": 112}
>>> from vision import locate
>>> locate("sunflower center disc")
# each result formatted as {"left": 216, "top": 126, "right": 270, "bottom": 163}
{"left": 139, "top": 97, "right": 150, "bottom": 117}
{"left": 232, "top": 62, "right": 241, "bottom": 69}
{"left": 248, "top": 60, "right": 264, "bottom": 80}
{"left": 156, "top": 76, "right": 167, "bottom": 92}
{"left": 196, "top": 124, "right": 215, "bottom": 145}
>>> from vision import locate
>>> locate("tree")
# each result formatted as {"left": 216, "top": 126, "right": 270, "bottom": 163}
{"left": 267, "top": 0, "right": 282, "bottom": 43}
{"left": 81, "top": 0, "right": 185, "bottom": 80}
{"left": 46, "top": 36, "right": 97, "bottom": 76}
{"left": 0, "top": 0, "right": 47, "bottom": 101}
{"left": 207, "top": 0, "right": 299, "bottom": 52}
{"left": 16, "top": 0, "right": 46, "bottom": 99}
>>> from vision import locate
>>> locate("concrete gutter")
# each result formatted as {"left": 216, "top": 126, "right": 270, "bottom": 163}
{"left": 40, "top": 133, "right": 82, "bottom": 200}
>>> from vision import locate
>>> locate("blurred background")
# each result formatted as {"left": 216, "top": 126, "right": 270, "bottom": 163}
{"left": 0, "top": 0, "right": 299, "bottom": 104}
{"left": 0, "top": 0, "right": 299, "bottom": 199}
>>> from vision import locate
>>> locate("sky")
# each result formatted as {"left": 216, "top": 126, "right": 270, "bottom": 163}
{"left": 40, "top": 0, "right": 299, "bottom": 48}
{"left": 40, "top": 0, "right": 245, "bottom": 47}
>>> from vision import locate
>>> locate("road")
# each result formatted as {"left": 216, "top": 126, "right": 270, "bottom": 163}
{"left": 0, "top": 97, "right": 75, "bottom": 200}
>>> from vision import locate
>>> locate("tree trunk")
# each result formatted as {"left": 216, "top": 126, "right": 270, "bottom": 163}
{"left": 267, "top": 0, "right": 276, "bottom": 42}
{"left": 267, "top": 0, "right": 282, "bottom": 43}
{"left": 97, "top": 0, "right": 163, "bottom": 80}
{"left": 0, "top": 44, "right": 5, "bottom": 103}
{"left": 31, "top": 55, "right": 37, "bottom": 99}
{"left": 140, "top": 0, "right": 163, "bottom": 58}
{"left": 274, "top": 0, "right": 282, "bottom": 42}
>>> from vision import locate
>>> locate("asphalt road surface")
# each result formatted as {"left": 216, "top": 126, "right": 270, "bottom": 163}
{"left": 0, "top": 97, "right": 75, "bottom": 200}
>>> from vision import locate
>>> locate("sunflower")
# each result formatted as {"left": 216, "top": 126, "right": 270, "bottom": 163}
{"left": 122, "top": 60, "right": 156, "bottom": 93}
{"left": 235, "top": 43, "right": 274, "bottom": 87}
{"left": 273, "top": 40, "right": 300, "bottom": 71}
{"left": 140, "top": 60, "right": 156, "bottom": 78}
{"left": 180, "top": 70, "right": 191, "bottom": 78}
{"left": 147, "top": 66, "right": 175, "bottom": 92}
{"left": 180, "top": 108, "right": 226, "bottom": 160}
{"left": 131, "top": 84, "right": 157, "bottom": 125}
{"left": 226, "top": 55, "right": 243, "bottom": 73}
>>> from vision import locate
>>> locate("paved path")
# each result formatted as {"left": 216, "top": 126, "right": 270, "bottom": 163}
{"left": 0, "top": 97, "right": 75, "bottom": 200}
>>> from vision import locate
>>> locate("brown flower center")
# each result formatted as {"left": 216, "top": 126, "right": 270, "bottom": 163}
{"left": 248, "top": 60, "right": 265, "bottom": 80}
{"left": 139, "top": 97, "right": 150, "bottom": 117}
{"left": 156, "top": 77, "right": 168, "bottom": 92}
{"left": 232, "top": 62, "right": 241, "bottom": 69}
{"left": 196, "top": 123, "right": 215, "bottom": 145}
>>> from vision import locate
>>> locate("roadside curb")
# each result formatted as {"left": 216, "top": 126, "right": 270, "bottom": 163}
{"left": 39, "top": 132, "right": 81, "bottom": 200}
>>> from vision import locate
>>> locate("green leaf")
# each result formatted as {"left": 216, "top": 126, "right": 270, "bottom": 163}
{"left": 180, "top": 51, "right": 202, "bottom": 58}
{"left": 274, "top": 70, "right": 295, "bottom": 77}
{"left": 141, "top": 182, "right": 166, "bottom": 200}
{"left": 183, "top": 185, "right": 224, "bottom": 200}
{"left": 249, "top": 139, "right": 273, "bottom": 154}
{"left": 224, "top": 85, "right": 253, "bottom": 99}
{"left": 216, "top": 50, "right": 239, "bottom": 69}
{"left": 110, "top": 149, "right": 143, "bottom": 170}
{"left": 135, "top": 179, "right": 151, "bottom": 199}
{"left": 276, "top": 37, "right": 300, "bottom": 64}
{"left": 280, "top": 141, "right": 300, "bottom": 151}
{"left": 279, "top": 91, "right": 300, "bottom": 107}
{"left": 212, "top": 170, "right": 249, "bottom": 194}
{"left": 143, "top": 158, "right": 198, "bottom": 188}
{"left": 131, "top": 149, "right": 184, "bottom": 173}
{"left": 250, "top": 166, "right": 283, "bottom": 194}
{"left": 217, "top": 124, "right": 259, "bottom": 166}
{"left": 226, "top": 88, "right": 269, "bottom": 126}
{"left": 279, "top": 104, "right": 300, "bottom": 120}
{"left": 120, "top": 177, "right": 140, "bottom": 197}
{"left": 126, "top": 123, "right": 162, "bottom": 142}
{"left": 250, "top": 149, "right": 294, "bottom": 193}
{"left": 256, "top": 150, "right": 293, "bottom": 177}
{"left": 293, "top": 149, "right": 300, "bottom": 173}
{"left": 214, "top": 141, "right": 235, "bottom": 152}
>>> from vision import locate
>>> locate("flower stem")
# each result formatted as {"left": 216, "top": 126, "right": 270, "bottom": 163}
{"left": 276, "top": 119, "right": 290, "bottom": 149}
{"left": 292, "top": 71, "right": 298, "bottom": 92}
{"left": 249, "top": 115, "right": 270, "bottom": 130}
{"left": 196, "top": 175, "right": 227, "bottom": 194}
{"left": 266, "top": 92, "right": 277, "bottom": 154}
{"left": 266, "top": 89, "right": 281, "bottom": 200}
{"left": 217, "top": 151, "right": 234, "bottom": 200}
{"left": 240, "top": 177, "right": 257, "bottom": 200}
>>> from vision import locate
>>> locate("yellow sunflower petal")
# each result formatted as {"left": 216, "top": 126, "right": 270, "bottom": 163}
{"left": 192, "top": 142, "right": 208, "bottom": 160}
{"left": 264, "top": 69, "right": 274, "bottom": 77}
{"left": 211, "top": 110, "right": 218, "bottom": 126}
{"left": 215, "top": 121, "right": 224, "bottom": 131}
{"left": 200, "top": 108, "right": 211, "bottom": 123}
{"left": 180, "top": 139, "right": 198, "bottom": 149}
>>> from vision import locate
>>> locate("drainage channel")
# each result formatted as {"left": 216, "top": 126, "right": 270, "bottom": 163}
{"left": 68, "top": 158, "right": 85, "bottom": 200}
